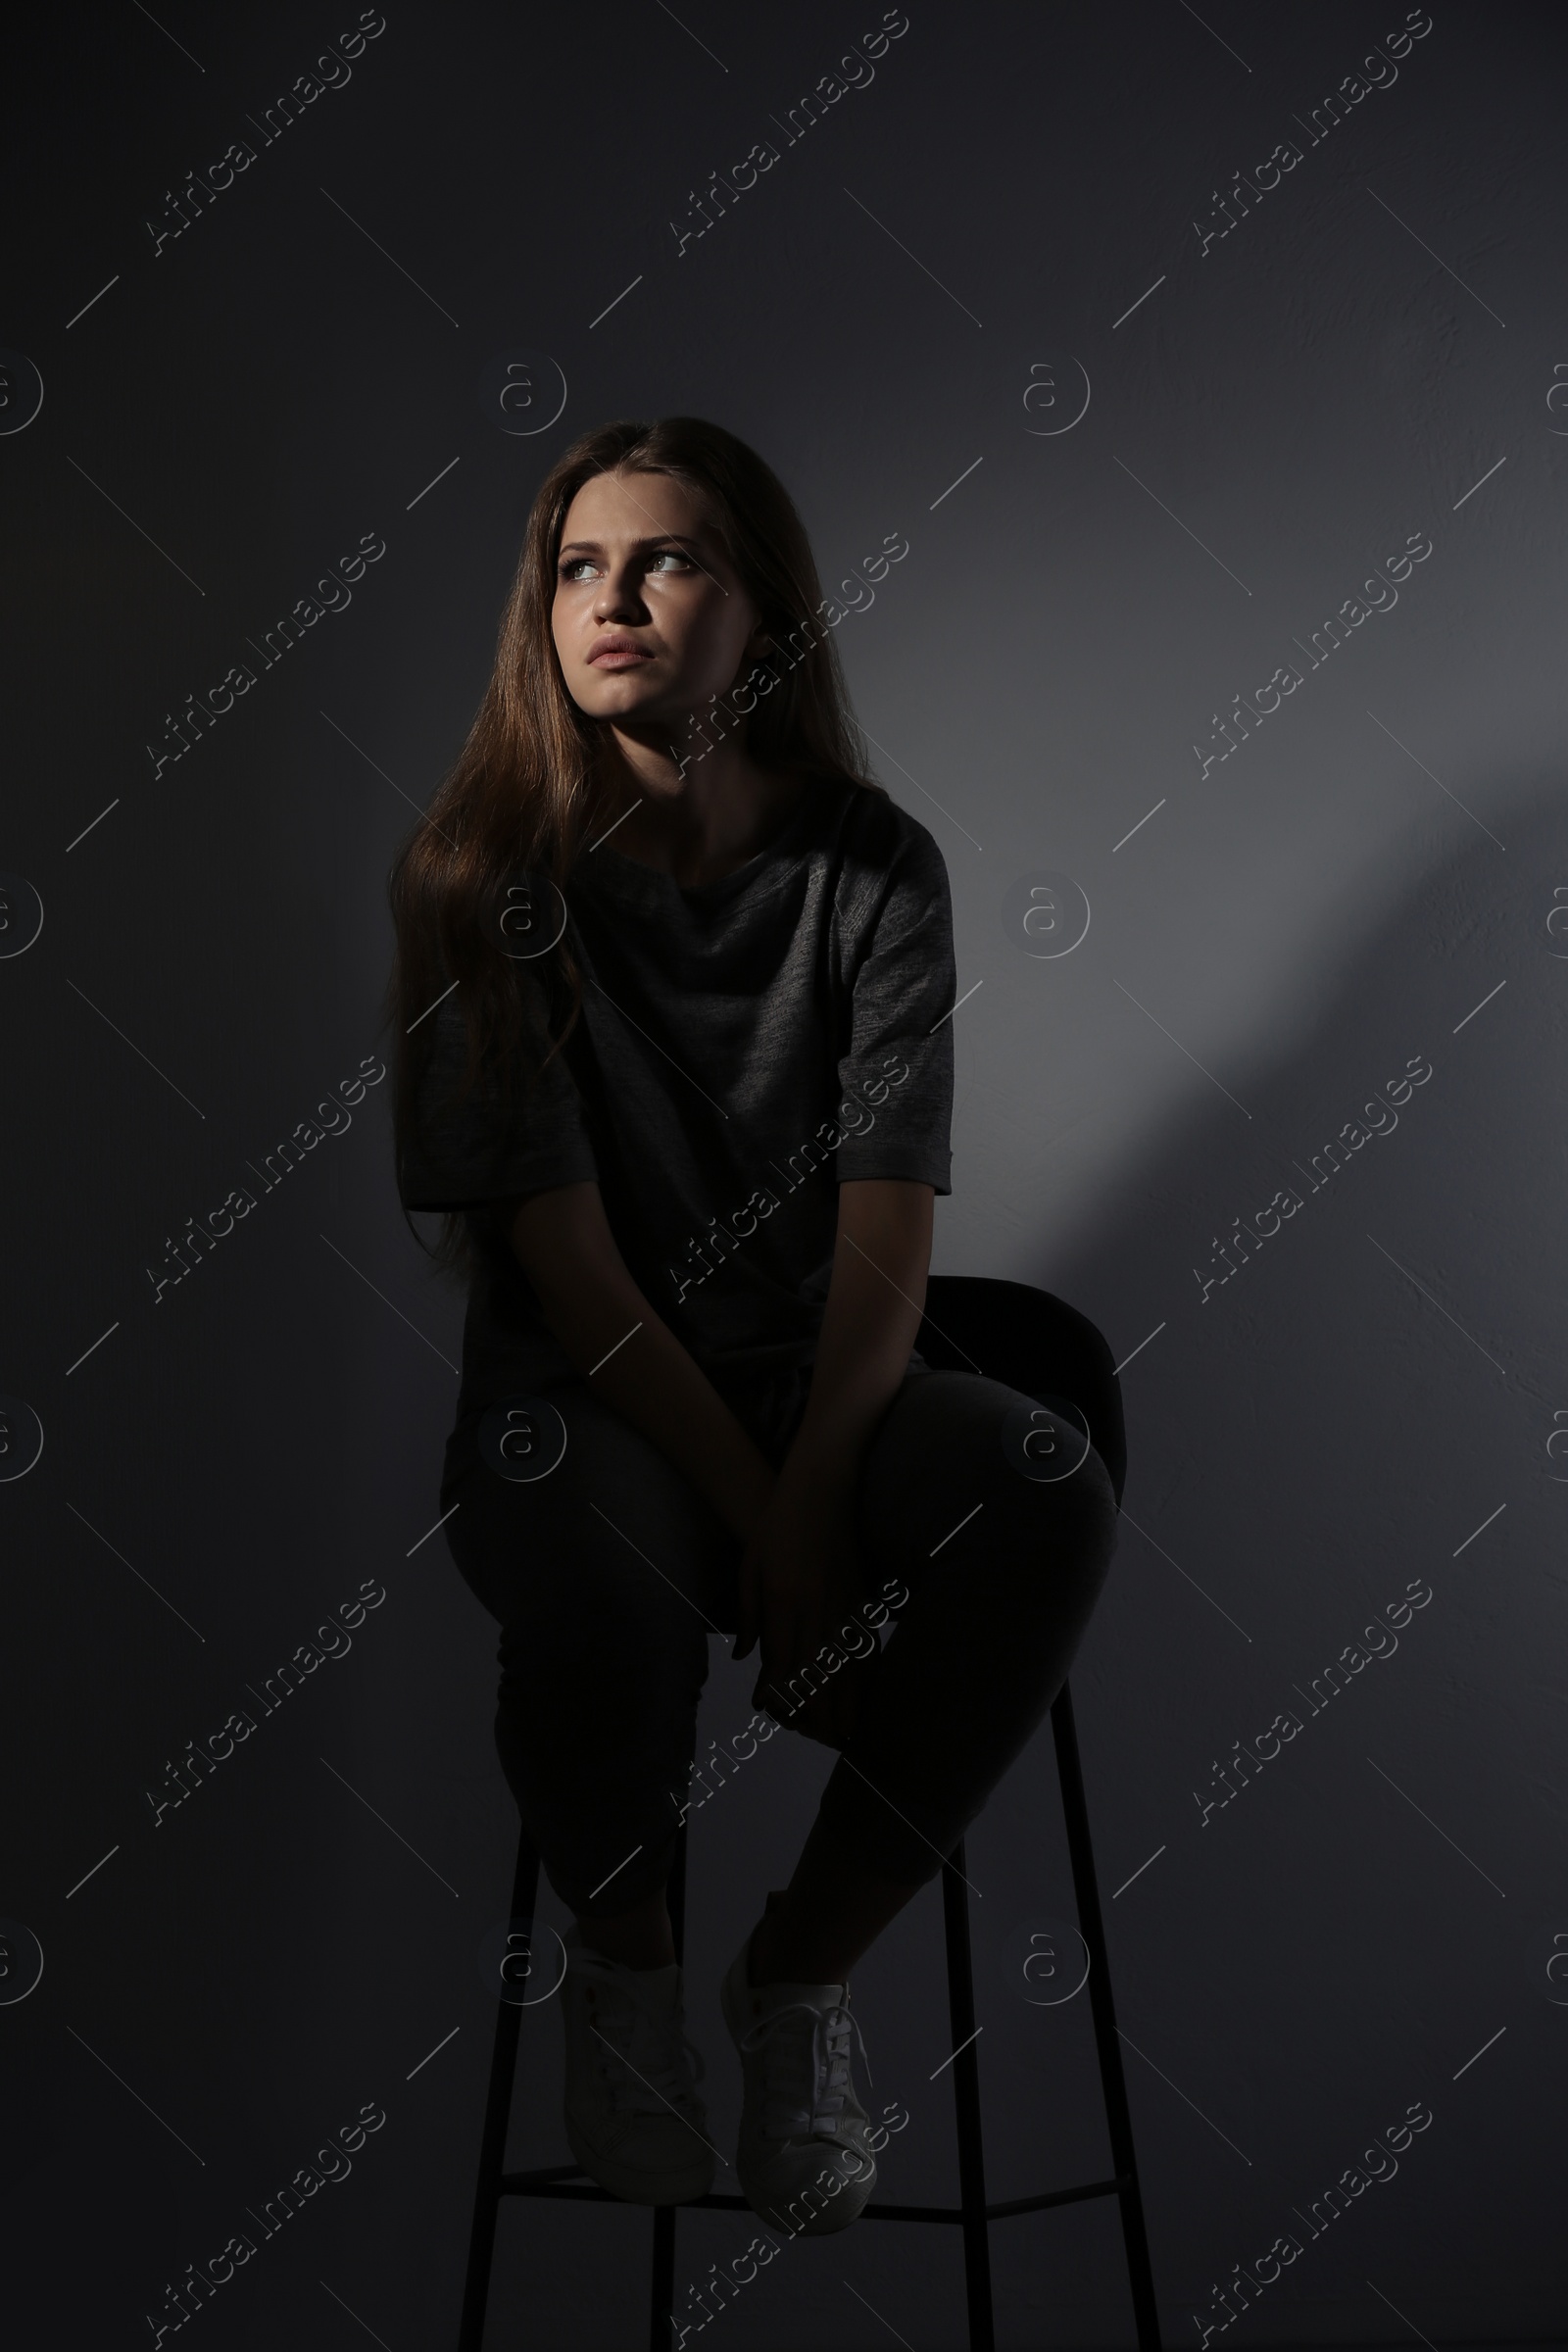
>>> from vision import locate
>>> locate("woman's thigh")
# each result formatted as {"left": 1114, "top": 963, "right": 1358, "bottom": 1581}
{"left": 853, "top": 1367, "right": 1120, "bottom": 1612}
{"left": 437, "top": 1366, "right": 1118, "bottom": 1721}
{"left": 441, "top": 1380, "right": 742, "bottom": 1655}
{"left": 801, "top": 1370, "right": 1120, "bottom": 1881}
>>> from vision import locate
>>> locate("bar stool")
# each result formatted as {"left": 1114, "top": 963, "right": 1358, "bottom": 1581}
{"left": 457, "top": 1277, "right": 1163, "bottom": 2350}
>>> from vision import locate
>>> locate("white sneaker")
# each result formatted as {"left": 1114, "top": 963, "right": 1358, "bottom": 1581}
{"left": 561, "top": 1927, "right": 715, "bottom": 2205}
{"left": 719, "top": 1925, "right": 878, "bottom": 2237}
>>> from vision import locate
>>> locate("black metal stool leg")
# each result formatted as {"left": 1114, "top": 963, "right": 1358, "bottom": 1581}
{"left": 650, "top": 2203, "right": 676, "bottom": 2346}
{"left": 941, "top": 1839, "right": 996, "bottom": 2352}
{"left": 460, "top": 1830, "right": 542, "bottom": 2351}
{"left": 648, "top": 1820, "right": 689, "bottom": 2352}
{"left": 1051, "top": 1682, "right": 1163, "bottom": 2350}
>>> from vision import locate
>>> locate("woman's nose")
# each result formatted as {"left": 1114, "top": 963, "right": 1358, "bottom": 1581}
{"left": 594, "top": 564, "right": 645, "bottom": 621}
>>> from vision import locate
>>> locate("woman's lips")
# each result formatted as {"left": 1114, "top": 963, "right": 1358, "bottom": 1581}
{"left": 588, "top": 639, "right": 655, "bottom": 667}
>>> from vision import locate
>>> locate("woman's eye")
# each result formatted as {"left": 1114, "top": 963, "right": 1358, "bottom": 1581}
{"left": 557, "top": 550, "right": 691, "bottom": 582}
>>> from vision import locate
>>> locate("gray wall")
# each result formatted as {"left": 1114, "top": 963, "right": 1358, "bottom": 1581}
{"left": 4, "top": 2, "right": 1562, "bottom": 2344}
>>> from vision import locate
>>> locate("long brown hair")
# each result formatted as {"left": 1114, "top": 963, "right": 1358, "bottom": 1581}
{"left": 384, "top": 415, "right": 887, "bottom": 1279}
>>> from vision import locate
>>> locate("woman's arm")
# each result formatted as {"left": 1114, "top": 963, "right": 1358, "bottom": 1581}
{"left": 506, "top": 1180, "right": 776, "bottom": 1542}
{"left": 781, "top": 1177, "right": 934, "bottom": 1503}
{"left": 734, "top": 1177, "right": 935, "bottom": 1726}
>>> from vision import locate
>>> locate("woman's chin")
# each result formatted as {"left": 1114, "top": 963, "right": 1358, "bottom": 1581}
{"left": 584, "top": 695, "right": 710, "bottom": 751}
{"left": 577, "top": 677, "right": 676, "bottom": 724}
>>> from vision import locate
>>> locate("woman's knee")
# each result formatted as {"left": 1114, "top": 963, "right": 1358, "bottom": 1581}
{"left": 971, "top": 1384, "right": 1121, "bottom": 1545}
{"left": 1006, "top": 1430, "right": 1119, "bottom": 1568}
{"left": 494, "top": 1571, "right": 709, "bottom": 1721}
{"left": 445, "top": 1405, "right": 733, "bottom": 1647}
{"left": 860, "top": 1373, "right": 1118, "bottom": 1578}
{"left": 972, "top": 1394, "right": 1121, "bottom": 1600}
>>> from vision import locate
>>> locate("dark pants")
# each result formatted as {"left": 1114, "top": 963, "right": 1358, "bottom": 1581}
{"left": 440, "top": 1364, "right": 1119, "bottom": 1918}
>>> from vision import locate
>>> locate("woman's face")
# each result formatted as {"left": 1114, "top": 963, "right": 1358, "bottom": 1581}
{"left": 551, "top": 467, "right": 766, "bottom": 733}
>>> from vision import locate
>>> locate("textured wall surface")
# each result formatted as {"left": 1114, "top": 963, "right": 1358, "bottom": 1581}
{"left": 4, "top": 3, "right": 1563, "bottom": 2345}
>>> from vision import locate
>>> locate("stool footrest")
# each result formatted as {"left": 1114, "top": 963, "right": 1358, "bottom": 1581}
{"left": 496, "top": 2169, "right": 1131, "bottom": 2221}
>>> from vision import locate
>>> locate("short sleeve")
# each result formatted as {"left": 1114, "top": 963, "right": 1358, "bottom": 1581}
{"left": 833, "top": 817, "right": 956, "bottom": 1195}
{"left": 396, "top": 969, "right": 599, "bottom": 1212}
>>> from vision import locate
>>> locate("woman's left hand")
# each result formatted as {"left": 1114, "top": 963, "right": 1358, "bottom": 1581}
{"left": 732, "top": 1470, "right": 881, "bottom": 1748}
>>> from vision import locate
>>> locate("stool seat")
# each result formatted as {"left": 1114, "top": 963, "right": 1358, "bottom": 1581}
{"left": 457, "top": 1278, "right": 1163, "bottom": 2350}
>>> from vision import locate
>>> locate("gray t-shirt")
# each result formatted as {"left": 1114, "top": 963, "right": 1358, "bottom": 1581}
{"left": 397, "top": 775, "right": 956, "bottom": 1427}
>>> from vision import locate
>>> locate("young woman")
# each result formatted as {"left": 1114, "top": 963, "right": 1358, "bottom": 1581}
{"left": 386, "top": 417, "right": 1120, "bottom": 2238}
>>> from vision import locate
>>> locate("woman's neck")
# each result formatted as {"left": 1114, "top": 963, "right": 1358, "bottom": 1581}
{"left": 590, "top": 725, "right": 808, "bottom": 889}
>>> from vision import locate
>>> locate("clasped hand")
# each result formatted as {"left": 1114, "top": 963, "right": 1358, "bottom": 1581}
{"left": 731, "top": 1462, "right": 881, "bottom": 1750}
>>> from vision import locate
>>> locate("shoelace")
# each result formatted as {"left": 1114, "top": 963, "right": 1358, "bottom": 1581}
{"left": 572, "top": 1950, "right": 707, "bottom": 2121}
{"left": 738, "top": 1996, "right": 872, "bottom": 2143}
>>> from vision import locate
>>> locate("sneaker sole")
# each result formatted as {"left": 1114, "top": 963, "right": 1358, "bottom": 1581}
{"left": 746, "top": 2148, "right": 878, "bottom": 2237}
{"left": 564, "top": 2116, "right": 715, "bottom": 2207}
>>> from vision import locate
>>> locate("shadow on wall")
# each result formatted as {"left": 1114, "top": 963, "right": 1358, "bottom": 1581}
{"left": 972, "top": 776, "right": 1568, "bottom": 2336}
{"left": 1052, "top": 771, "right": 1562, "bottom": 1685}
